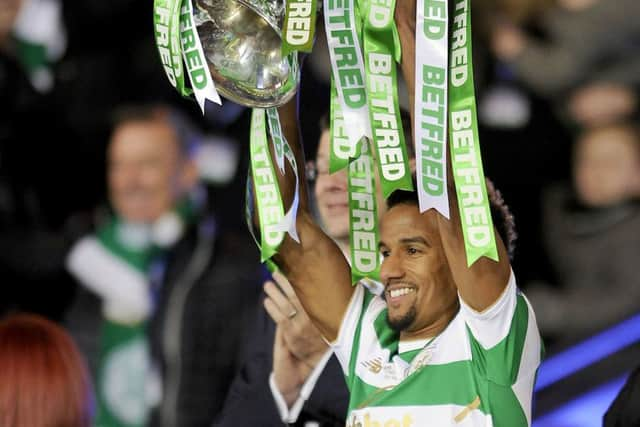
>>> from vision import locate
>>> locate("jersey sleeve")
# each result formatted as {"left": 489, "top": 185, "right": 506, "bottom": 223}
{"left": 460, "top": 270, "right": 543, "bottom": 387}
{"left": 330, "top": 283, "right": 367, "bottom": 378}
{"left": 458, "top": 270, "right": 518, "bottom": 350}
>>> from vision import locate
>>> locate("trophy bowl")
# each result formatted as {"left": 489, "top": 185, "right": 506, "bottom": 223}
{"left": 194, "top": 0, "right": 299, "bottom": 108}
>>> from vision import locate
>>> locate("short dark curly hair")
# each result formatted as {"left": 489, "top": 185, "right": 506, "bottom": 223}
{"left": 386, "top": 177, "right": 517, "bottom": 260}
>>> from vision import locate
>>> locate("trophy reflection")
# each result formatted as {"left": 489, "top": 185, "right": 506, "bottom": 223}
{"left": 194, "top": 0, "right": 299, "bottom": 107}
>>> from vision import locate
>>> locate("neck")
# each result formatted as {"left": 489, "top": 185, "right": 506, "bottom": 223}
{"left": 399, "top": 300, "right": 459, "bottom": 342}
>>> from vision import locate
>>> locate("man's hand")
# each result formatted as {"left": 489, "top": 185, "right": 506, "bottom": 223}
{"left": 264, "top": 271, "right": 329, "bottom": 407}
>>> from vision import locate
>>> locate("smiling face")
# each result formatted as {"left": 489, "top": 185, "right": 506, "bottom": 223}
{"left": 108, "top": 118, "right": 196, "bottom": 223}
{"left": 314, "top": 129, "right": 388, "bottom": 246}
{"left": 379, "top": 203, "right": 458, "bottom": 336}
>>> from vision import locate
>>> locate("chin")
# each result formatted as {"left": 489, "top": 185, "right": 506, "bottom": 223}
{"left": 388, "top": 306, "right": 417, "bottom": 333}
{"left": 326, "top": 225, "right": 350, "bottom": 241}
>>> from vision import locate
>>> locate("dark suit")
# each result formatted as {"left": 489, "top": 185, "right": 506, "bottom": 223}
{"left": 147, "top": 218, "right": 263, "bottom": 427}
{"left": 214, "top": 301, "right": 349, "bottom": 427}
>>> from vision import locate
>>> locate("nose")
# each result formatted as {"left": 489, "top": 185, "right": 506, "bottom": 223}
{"left": 317, "top": 168, "right": 348, "bottom": 192}
{"left": 380, "top": 252, "right": 404, "bottom": 285}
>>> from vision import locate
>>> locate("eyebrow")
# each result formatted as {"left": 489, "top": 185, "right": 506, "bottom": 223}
{"left": 378, "top": 236, "right": 430, "bottom": 250}
{"left": 400, "top": 236, "right": 430, "bottom": 247}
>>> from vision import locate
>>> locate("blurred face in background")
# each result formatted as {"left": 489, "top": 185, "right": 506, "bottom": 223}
{"left": 108, "top": 118, "right": 197, "bottom": 223}
{"left": 574, "top": 125, "right": 640, "bottom": 207}
{"left": 313, "top": 130, "right": 388, "bottom": 245}
{"left": 314, "top": 130, "right": 350, "bottom": 241}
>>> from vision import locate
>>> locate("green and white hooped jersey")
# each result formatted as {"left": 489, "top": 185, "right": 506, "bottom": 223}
{"left": 332, "top": 271, "right": 542, "bottom": 427}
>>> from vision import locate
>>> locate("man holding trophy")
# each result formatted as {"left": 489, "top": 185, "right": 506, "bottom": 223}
{"left": 154, "top": 0, "right": 542, "bottom": 425}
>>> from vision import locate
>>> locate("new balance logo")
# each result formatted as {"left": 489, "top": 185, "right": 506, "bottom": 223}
{"left": 362, "top": 357, "right": 383, "bottom": 374}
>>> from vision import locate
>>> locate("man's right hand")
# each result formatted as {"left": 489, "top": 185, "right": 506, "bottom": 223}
{"left": 264, "top": 271, "right": 329, "bottom": 407}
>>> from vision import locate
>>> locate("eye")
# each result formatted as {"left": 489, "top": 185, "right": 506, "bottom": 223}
{"left": 380, "top": 249, "right": 390, "bottom": 258}
{"left": 407, "top": 246, "right": 419, "bottom": 255}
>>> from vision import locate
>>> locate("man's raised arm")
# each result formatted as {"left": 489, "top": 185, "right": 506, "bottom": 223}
{"left": 252, "top": 93, "right": 354, "bottom": 342}
{"left": 395, "top": 1, "right": 510, "bottom": 311}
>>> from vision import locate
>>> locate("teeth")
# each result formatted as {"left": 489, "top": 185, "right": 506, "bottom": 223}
{"left": 389, "top": 287, "right": 414, "bottom": 298}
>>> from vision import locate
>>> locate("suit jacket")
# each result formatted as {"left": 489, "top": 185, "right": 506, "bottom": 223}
{"left": 214, "top": 300, "right": 349, "bottom": 427}
{"left": 147, "top": 218, "right": 263, "bottom": 427}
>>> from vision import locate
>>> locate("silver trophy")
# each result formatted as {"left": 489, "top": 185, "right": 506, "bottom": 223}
{"left": 194, "top": 0, "right": 299, "bottom": 108}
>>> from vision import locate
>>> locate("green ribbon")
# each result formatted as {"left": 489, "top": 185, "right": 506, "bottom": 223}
{"left": 249, "top": 109, "right": 286, "bottom": 262}
{"left": 324, "top": 0, "right": 371, "bottom": 148}
{"left": 269, "top": 108, "right": 302, "bottom": 244}
{"left": 348, "top": 139, "right": 380, "bottom": 284}
{"left": 448, "top": 0, "right": 498, "bottom": 265}
{"left": 179, "top": 0, "right": 222, "bottom": 111}
{"left": 362, "top": 0, "right": 413, "bottom": 199}
{"left": 153, "top": 0, "right": 189, "bottom": 97}
{"left": 282, "top": 0, "right": 318, "bottom": 55}
{"left": 247, "top": 107, "right": 301, "bottom": 270}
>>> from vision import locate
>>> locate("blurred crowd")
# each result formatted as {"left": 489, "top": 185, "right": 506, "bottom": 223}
{"left": 0, "top": 0, "right": 639, "bottom": 426}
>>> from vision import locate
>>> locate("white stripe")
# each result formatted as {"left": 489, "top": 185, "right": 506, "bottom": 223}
{"left": 323, "top": 0, "right": 372, "bottom": 146}
{"left": 426, "top": 313, "right": 472, "bottom": 365}
{"left": 414, "top": 0, "right": 450, "bottom": 217}
{"left": 459, "top": 270, "right": 517, "bottom": 349}
{"left": 353, "top": 295, "right": 403, "bottom": 389}
{"left": 66, "top": 236, "right": 151, "bottom": 324}
{"left": 331, "top": 283, "right": 366, "bottom": 376}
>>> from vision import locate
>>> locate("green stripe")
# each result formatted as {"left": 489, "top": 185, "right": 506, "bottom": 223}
{"left": 95, "top": 321, "right": 148, "bottom": 427}
{"left": 349, "top": 360, "right": 487, "bottom": 413}
{"left": 348, "top": 358, "right": 529, "bottom": 426}
{"left": 373, "top": 306, "right": 399, "bottom": 355}
{"left": 487, "top": 381, "right": 528, "bottom": 427}
{"left": 97, "top": 220, "right": 158, "bottom": 272}
{"left": 468, "top": 293, "right": 530, "bottom": 386}
{"left": 347, "top": 289, "right": 376, "bottom": 390}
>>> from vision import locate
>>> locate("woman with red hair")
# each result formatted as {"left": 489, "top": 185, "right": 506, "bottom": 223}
{"left": 0, "top": 313, "right": 94, "bottom": 427}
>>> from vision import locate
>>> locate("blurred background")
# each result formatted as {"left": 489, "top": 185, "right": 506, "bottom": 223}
{"left": 0, "top": 0, "right": 638, "bottom": 425}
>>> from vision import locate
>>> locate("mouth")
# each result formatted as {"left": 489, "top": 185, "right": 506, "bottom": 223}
{"left": 324, "top": 203, "right": 349, "bottom": 215}
{"left": 385, "top": 285, "right": 416, "bottom": 306}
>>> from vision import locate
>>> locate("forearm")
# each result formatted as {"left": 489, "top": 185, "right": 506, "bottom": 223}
{"left": 393, "top": 4, "right": 511, "bottom": 308}
{"left": 276, "top": 95, "right": 310, "bottom": 212}
{"left": 248, "top": 86, "right": 353, "bottom": 342}
{"left": 275, "top": 227, "right": 353, "bottom": 342}
{"left": 395, "top": 1, "right": 417, "bottom": 132}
